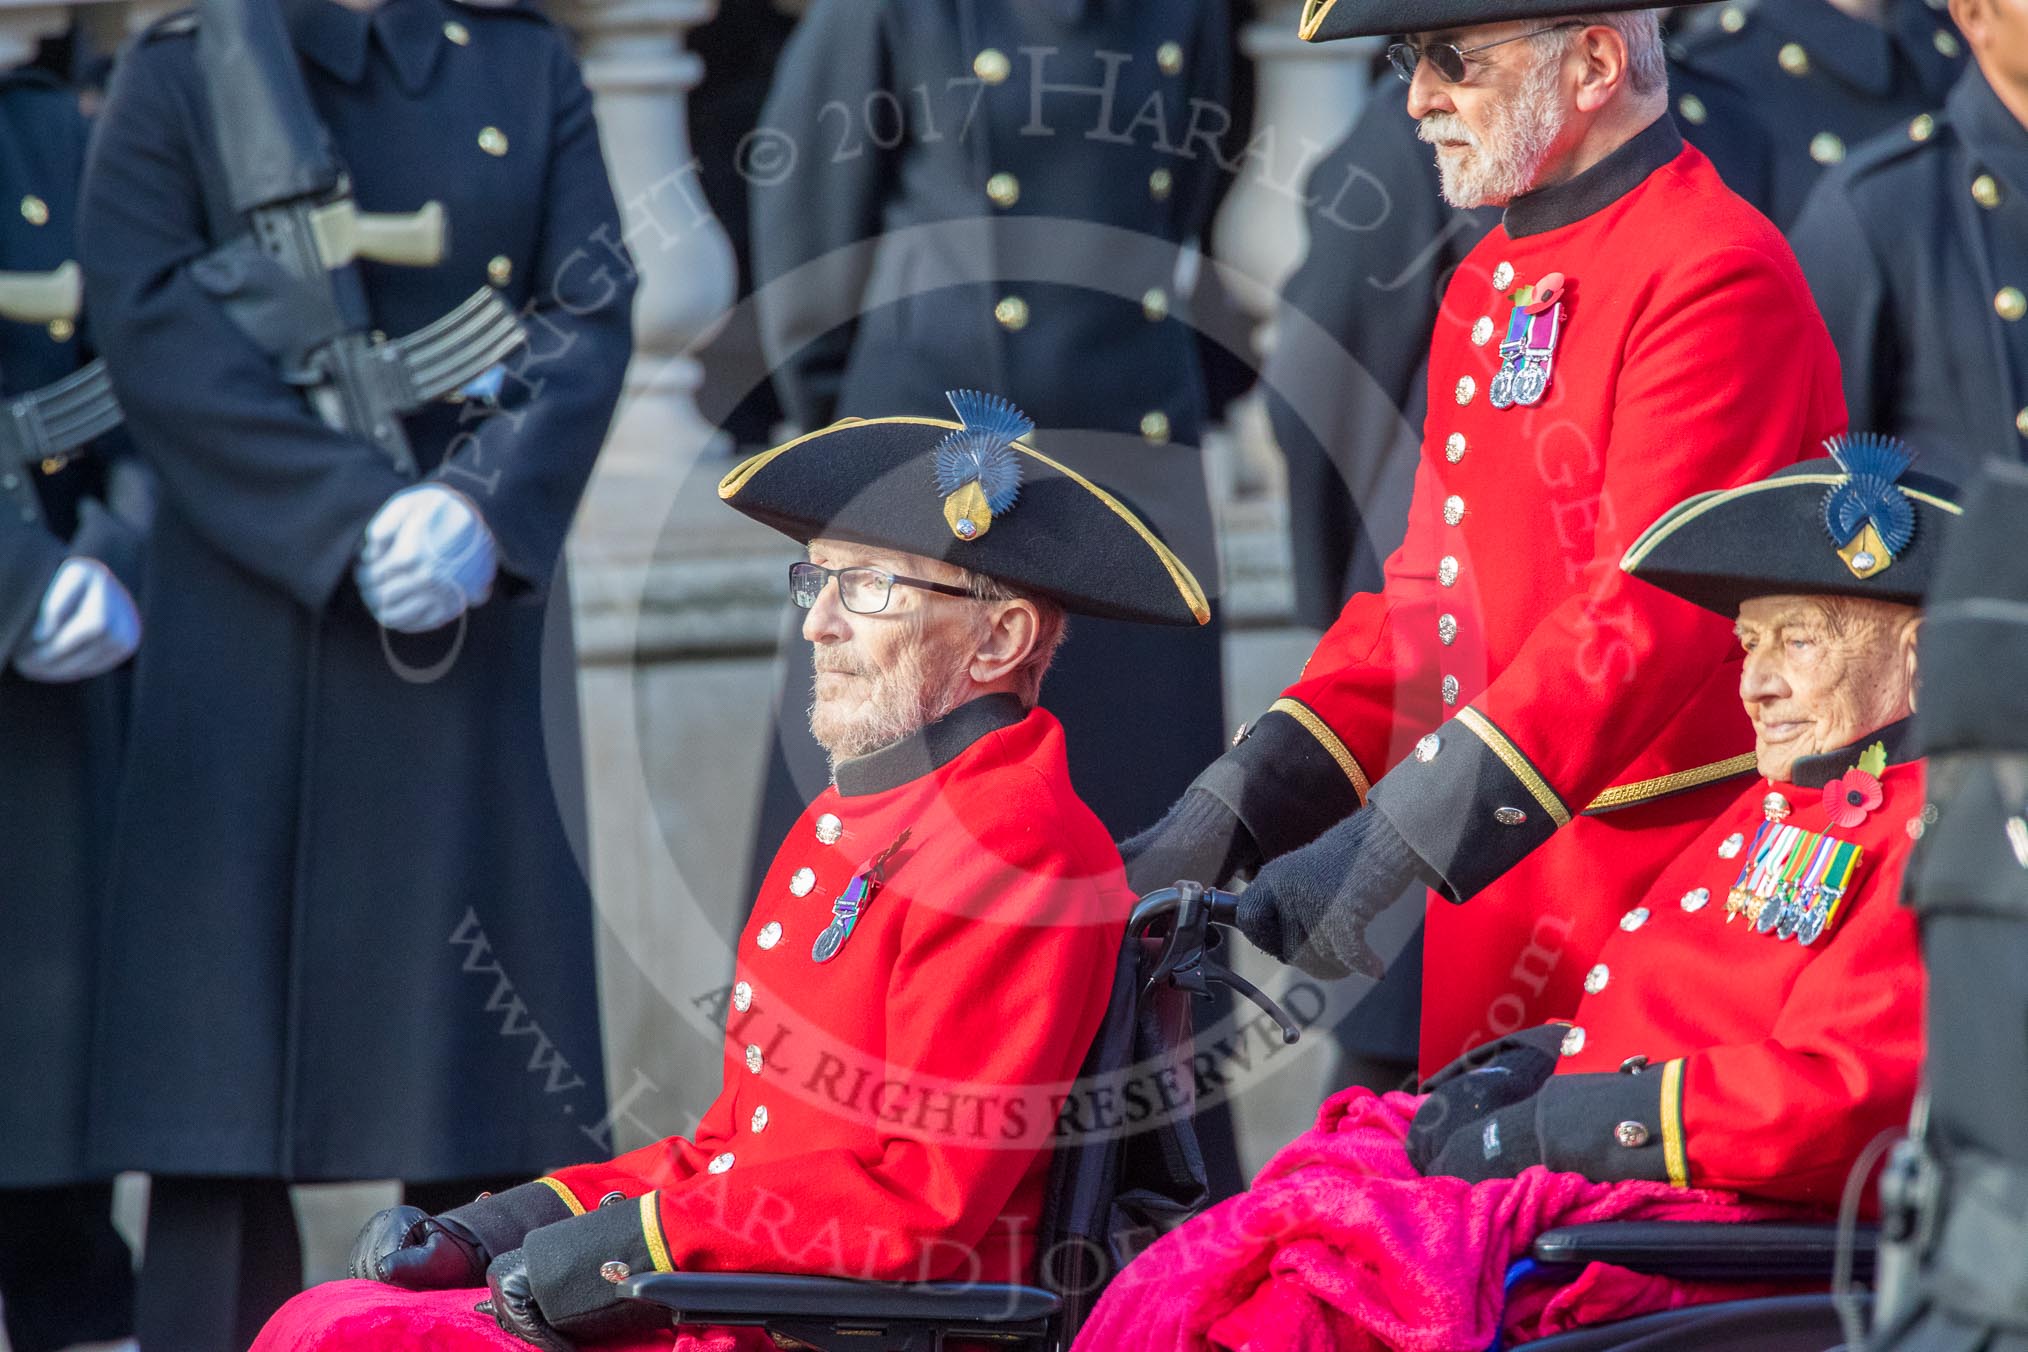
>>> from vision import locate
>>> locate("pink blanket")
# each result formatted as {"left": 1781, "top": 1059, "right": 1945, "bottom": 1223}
{"left": 1073, "top": 1088, "right": 1800, "bottom": 1352}
{"left": 251, "top": 1282, "right": 754, "bottom": 1352}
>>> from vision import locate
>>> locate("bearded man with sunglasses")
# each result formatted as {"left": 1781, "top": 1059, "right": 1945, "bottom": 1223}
{"left": 253, "top": 391, "right": 1212, "bottom": 1350}
{"left": 1126, "top": 2, "right": 1849, "bottom": 1076}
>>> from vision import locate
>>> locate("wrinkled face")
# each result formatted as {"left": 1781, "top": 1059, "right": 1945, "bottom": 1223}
{"left": 1408, "top": 22, "right": 1576, "bottom": 207}
{"left": 802, "top": 539, "right": 985, "bottom": 763}
{"left": 1735, "top": 595, "right": 1921, "bottom": 782}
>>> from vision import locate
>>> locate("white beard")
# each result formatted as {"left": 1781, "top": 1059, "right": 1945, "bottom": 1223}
{"left": 1418, "top": 50, "right": 1570, "bottom": 209}
{"left": 809, "top": 626, "right": 980, "bottom": 767}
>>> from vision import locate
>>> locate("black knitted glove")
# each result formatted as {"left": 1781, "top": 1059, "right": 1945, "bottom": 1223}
{"left": 1120, "top": 787, "right": 1264, "bottom": 895}
{"left": 1234, "top": 808, "right": 1436, "bottom": 979}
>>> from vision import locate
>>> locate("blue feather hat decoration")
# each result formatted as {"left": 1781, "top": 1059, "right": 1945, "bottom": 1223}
{"left": 1822, "top": 433, "right": 1917, "bottom": 579}
{"left": 933, "top": 389, "right": 1032, "bottom": 541}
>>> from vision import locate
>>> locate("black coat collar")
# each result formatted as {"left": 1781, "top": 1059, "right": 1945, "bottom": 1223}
{"left": 1503, "top": 112, "right": 1682, "bottom": 239}
{"left": 1950, "top": 64, "right": 2028, "bottom": 204}
{"left": 286, "top": 0, "right": 445, "bottom": 95}
{"left": 833, "top": 693, "right": 1029, "bottom": 797}
{"left": 1786, "top": 716, "right": 1918, "bottom": 791}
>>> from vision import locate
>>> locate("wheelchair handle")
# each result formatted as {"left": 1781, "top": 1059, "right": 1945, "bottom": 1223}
{"left": 1130, "top": 882, "right": 1301, "bottom": 1046}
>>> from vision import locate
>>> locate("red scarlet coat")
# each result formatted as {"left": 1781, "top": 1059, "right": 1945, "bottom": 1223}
{"left": 1543, "top": 744, "right": 1925, "bottom": 1206}
{"left": 1219, "top": 117, "right": 1846, "bottom": 1069}
{"left": 500, "top": 697, "right": 1128, "bottom": 1335}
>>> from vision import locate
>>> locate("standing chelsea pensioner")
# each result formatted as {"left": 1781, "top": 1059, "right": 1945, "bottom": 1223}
{"left": 76, "top": 0, "right": 634, "bottom": 1342}
{"left": 260, "top": 392, "right": 1209, "bottom": 1350}
{"left": 1125, "top": 0, "right": 1848, "bottom": 1073}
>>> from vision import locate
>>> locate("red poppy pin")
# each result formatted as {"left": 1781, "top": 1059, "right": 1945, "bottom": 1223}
{"left": 1823, "top": 742, "right": 1888, "bottom": 828}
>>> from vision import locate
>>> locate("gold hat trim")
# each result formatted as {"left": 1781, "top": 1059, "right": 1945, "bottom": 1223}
{"left": 719, "top": 415, "right": 1211, "bottom": 625}
{"left": 1621, "top": 474, "right": 1962, "bottom": 574}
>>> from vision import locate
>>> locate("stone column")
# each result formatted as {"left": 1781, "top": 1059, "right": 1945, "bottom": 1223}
{"left": 553, "top": 0, "right": 744, "bottom": 1147}
{"left": 1206, "top": 1, "right": 1377, "bottom": 498}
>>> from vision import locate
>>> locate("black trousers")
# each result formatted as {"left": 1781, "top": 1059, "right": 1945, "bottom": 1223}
{"left": 0, "top": 1182, "right": 134, "bottom": 1352}
{"left": 135, "top": 1174, "right": 522, "bottom": 1352}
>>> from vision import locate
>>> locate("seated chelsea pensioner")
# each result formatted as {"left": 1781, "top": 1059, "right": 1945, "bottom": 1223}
{"left": 250, "top": 391, "right": 1212, "bottom": 1352}
{"left": 1070, "top": 438, "right": 1956, "bottom": 1352}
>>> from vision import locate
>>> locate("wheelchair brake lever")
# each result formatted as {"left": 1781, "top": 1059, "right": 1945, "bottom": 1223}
{"left": 1202, "top": 956, "right": 1301, "bottom": 1045}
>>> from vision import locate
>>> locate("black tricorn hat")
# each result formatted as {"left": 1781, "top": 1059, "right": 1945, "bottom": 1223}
{"left": 1299, "top": 0, "right": 1710, "bottom": 43}
{"left": 1621, "top": 436, "right": 1962, "bottom": 617}
{"left": 719, "top": 391, "right": 1210, "bottom": 627}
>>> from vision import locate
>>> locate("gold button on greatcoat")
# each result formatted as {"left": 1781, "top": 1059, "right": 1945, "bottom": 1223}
{"left": 986, "top": 172, "right": 1020, "bottom": 208}
{"left": 46, "top": 318, "right": 73, "bottom": 343}
{"left": 19, "top": 195, "right": 46, "bottom": 226}
{"left": 1157, "top": 41, "right": 1184, "bottom": 75}
{"left": 974, "top": 48, "right": 1011, "bottom": 84}
{"left": 487, "top": 255, "right": 512, "bottom": 287}
{"left": 1141, "top": 287, "right": 1169, "bottom": 322}
{"left": 1998, "top": 287, "right": 2027, "bottom": 322}
{"left": 443, "top": 20, "right": 471, "bottom": 44}
{"left": 994, "top": 296, "right": 1030, "bottom": 331}
{"left": 1976, "top": 174, "right": 2003, "bottom": 209}
{"left": 1149, "top": 168, "right": 1174, "bottom": 201}
{"left": 1810, "top": 132, "right": 1845, "bottom": 165}
{"left": 2017, "top": 407, "right": 2028, "bottom": 437}
{"left": 1910, "top": 114, "right": 1936, "bottom": 142}
{"left": 1779, "top": 43, "right": 1810, "bottom": 76}
{"left": 478, "top": 126, "right": 509, "bottom": 156}
{"left": 1936, "top": 29, "right": 1961, "bottom": 58}
{"left": 1677, "top": 94, "right": 1707, "bottom": 125}
{"left": 1720, "top": 5, "right": 1746, "bottom": 31}
{"left": 1140, "top": 410, "right": 1171, "bottom": 445}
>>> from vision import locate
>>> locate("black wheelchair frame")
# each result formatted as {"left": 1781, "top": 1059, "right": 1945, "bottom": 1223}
{"left": 619, "top": 882, "right": 1879, "bottom": 1352}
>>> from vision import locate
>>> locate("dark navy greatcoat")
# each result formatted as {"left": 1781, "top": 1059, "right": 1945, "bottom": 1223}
{"left": 1669, "top": 0, "right": 1964, "bottom": 230}
{"left": 0, "top": 67, "right": 137, "bottom": 1190}
{"left": 78, "top": 0, "right": 633, "bottom": 1181}
{"left": 1791, "top": 64, "right": 2028, "bottom": 484}
{"left": 748, "top": 0, "right": 1231, "bottom": 853}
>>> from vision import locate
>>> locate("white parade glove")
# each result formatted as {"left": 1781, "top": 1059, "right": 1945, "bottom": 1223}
{"left": 354, "top": 484, "right": 499, "bottom": 634}
{"left": 12, "top": 556, "right": 141, "bottom": 683}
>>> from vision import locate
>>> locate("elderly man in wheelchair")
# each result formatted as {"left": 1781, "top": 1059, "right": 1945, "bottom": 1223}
{"left": 1072, "top": 439, "right": 1954, "bottom": 1351}
{"left": 251, "top": 391, "right": 1215, "bottom": 1352}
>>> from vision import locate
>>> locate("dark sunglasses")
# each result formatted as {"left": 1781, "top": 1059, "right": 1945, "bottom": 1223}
{"left": 789, "top": 562, "right": 973, "bottom": 616}
{"left": 1387, "top": 22, "right": 1581, "bottom": 84}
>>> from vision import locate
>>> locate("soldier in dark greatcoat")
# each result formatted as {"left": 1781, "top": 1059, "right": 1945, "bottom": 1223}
{"left": 0, "top": 57, "right": 143, "bottom": 1352}
{"left": 78, "top": 0, "right": 635, "bottom": 1341}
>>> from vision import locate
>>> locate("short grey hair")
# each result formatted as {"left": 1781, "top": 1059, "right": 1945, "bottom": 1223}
{"left": 1538, "top": 9, "right": 1668, "bottom": 98}
{"left": 964, "top": 571, "right": 1069, "bottom": 707}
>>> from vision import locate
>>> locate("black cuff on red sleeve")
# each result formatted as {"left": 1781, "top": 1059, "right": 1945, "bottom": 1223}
{"left": 441, "top": 1181, "right": 577, "bottom": 1261}
{"left": 1200, "top": 707, "right": 1365, "bottom": 862}
{"left": 1367, "top": 712, "right": 1563, "bottom": 902}
{"left": 522, "top": 1196, "right": 672, "bottom": 1341}
{"left": 1537, "top": 1070, "right": 1673, "bottom": 1185}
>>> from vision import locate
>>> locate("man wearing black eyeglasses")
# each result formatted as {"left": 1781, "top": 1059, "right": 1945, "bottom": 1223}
{"left": 1126, "top": 1, "right": 1849, "bottom": 1082}
{"left": 318, "top": 392, "right": 1218, "bottom": 1349}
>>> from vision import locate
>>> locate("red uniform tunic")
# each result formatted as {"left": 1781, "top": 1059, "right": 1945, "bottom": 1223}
{"left": 510, "top": 697, "right": 1127, "bottom": 1331}
{"left": 1536, "top": 741, "right": 1924, "bottom": 1206}
{"left": 1224, "top": 117, "right": 1846, "bottom": 1070}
